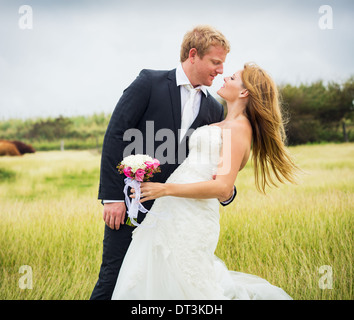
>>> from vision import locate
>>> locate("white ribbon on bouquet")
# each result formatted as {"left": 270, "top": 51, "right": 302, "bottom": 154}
{"left": 123, "top": 177, "right": 169, "bottom": 227}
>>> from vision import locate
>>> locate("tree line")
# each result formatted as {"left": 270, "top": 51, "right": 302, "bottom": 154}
{"left": 1, "top": 77, "right": 353, "bottom": 150}
{"left": 220, "top": 76, "right": 354, "bottom": 145}
{"left": 279, "top": 77, "right": 354, "bottom": 145}
{"left": 0, "top": 113, "right": 110, "bottom": 151}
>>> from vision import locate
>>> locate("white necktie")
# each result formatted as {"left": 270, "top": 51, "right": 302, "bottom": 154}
{"left": 180, "top": 85, "right": 200, "bottom": 142}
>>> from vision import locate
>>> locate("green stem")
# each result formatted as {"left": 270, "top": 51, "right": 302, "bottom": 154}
{"left": 126, "top": 217, "right": 137, "bottom": 227}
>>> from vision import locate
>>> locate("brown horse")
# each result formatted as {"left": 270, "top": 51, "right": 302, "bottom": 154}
{"left": 0, "top": 140, "right": 35, "bottom": 155}
{"left": 0, "top": 141, "right": 21, "bottom": 156}
{"left": 10, "top": 140, "right": 36, "bottom": 154}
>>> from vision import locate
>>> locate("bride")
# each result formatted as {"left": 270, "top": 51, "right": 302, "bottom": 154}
{"left": 111, "top": 62, "right": 298, "bottom": 300}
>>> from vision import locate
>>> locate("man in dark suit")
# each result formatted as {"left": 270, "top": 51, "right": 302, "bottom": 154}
{"left": 90, "top": 25, "right": 236, "bottom": 300}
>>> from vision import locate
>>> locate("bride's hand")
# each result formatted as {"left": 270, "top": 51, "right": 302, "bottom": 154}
{"left": 130, "top": 182, "right": 167, "bottom": 203}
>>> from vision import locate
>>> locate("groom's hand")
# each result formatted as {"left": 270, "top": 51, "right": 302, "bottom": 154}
{"left": 213, "top": 174, "right": 235, "bottom": 204}
{"left": 103, "top": 202, "right": 126, "bottom": 230}
{"left": 218, "top": 187, "right": 234, "bottom": 202}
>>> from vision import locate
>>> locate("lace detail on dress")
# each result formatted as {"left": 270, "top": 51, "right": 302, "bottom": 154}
{"left": 167, "top": 125, "right": 222, "bottom": 183}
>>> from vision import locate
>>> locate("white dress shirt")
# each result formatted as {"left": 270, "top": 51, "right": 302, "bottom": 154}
{"left": 176, "top": 63, "right": 208, "bottom": 120}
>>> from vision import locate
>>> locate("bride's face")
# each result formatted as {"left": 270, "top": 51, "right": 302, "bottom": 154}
{"left": 217, "top": 70, "right": 247, "bottom": 102}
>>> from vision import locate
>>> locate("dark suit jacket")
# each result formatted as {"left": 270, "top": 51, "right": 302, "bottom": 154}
{"left": 98, "top": 69, "right": 232, "bottom": 221}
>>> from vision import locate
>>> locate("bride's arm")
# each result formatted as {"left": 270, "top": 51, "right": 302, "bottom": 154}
{"left": 134, "top": 121, "right": 251, "bottom": 203}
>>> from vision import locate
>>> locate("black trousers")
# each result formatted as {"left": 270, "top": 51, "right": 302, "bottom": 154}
{"left": 90, "top": 224, "right": 135, "bottom": 300}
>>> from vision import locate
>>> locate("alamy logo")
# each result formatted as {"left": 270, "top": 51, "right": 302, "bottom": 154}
{"left": 122, "top": 122, "right": 232, "bottom": 175}
{"left": 318, "top": 265, "right": 333, "bottom": 289}
{"left": 18, "top": 5, "right": 33, "bottom": 30}
{"left": 19, "top": 265, "right": 33, "bottom": 289}
{"left": 318, "top": 5, "right": 333, "bottom": 30}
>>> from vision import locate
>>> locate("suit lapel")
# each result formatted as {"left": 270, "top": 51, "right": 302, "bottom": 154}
{"left": 167, "top": 70, "right": 210, "bottom": 145}
{"left": 167, "top": 69, "right": 181, "bottom": 136}
{"left": 190, "top": 92, "right": 209, "bottom": 130}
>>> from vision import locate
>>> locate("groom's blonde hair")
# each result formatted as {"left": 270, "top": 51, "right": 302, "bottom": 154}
{"left": 180, "top": 25, "right": 230, "bottom": 62}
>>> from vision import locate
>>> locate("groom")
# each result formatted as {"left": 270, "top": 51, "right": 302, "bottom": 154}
{"left": 90, "top": 25, "right": 237, "bottom": 300}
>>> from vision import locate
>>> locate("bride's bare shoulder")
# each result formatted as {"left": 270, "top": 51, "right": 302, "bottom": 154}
{"left": 219, "top": 115, "right": 252, "bottom": 135}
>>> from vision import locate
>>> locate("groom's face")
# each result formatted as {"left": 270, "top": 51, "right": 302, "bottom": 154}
{"left": 194, "top": 45, "right": 227, "bottom": 87}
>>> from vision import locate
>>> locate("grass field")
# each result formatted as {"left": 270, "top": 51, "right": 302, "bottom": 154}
{"left": 0, "top": 144, "right": 353, "bottom": 300}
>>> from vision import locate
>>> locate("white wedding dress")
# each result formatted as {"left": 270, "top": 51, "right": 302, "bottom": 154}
{"left": 111, "top": 125, "right": 292, "bottom": 300}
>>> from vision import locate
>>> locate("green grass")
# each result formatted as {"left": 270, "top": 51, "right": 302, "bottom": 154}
{"left": 0, "top": 144, "right": 353, "bottom": 300}
{"left": 0, "top": 168, "right": 16, "bottom": 181}
{"left": 32, "top": 137, "right": 103, "bottom": 151}
{"left": 218, "top": 143, "right": 353, "bottom": 300}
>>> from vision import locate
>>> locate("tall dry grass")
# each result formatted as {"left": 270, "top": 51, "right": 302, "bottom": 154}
{"left": 0, "top": 144, "right": 353, "bottom": 299}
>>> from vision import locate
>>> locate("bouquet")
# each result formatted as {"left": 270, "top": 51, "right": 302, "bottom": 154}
{"left": 117, "top": 154, "right": 161, "bottom": 226}
{"left": 117, "top": 154, "right": 161, "bottom": 182}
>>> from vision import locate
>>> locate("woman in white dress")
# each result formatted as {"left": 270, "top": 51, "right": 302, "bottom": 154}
{"left": 111, "top": 62, "right": 299, "bottom": 300}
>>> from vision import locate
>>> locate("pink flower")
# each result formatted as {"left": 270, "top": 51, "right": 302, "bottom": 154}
{"left": 152, "top": 159, "right": 160, "bottom": 169}
{"left": 123, "top": 167, "right": 133, "bottom": 178}
{"left": 145, "top": 159, "right": 160, "bottom": 171}
{"left": 144, "top": 161, "right": 154, "bottom": 170}
{"left": 135, "top": 168, "right": 145, "bottom": 182}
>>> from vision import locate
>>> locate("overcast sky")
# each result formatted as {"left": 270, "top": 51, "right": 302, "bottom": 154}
{"left": 0, "top": 0, "right": 353, "bottom": 120}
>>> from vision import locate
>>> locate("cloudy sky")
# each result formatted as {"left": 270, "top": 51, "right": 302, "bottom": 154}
{"left": 0, "top": 0, "right": 353, "bottom": 120}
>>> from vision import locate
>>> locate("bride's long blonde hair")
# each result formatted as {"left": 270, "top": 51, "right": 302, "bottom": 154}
{"left": 241, "top": 62, "right": 299, "bottom": 193}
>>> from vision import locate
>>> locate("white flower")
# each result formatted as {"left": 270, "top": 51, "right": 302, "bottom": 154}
{"left": 121, "top": 154, "right": 153, "bottom": 173}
